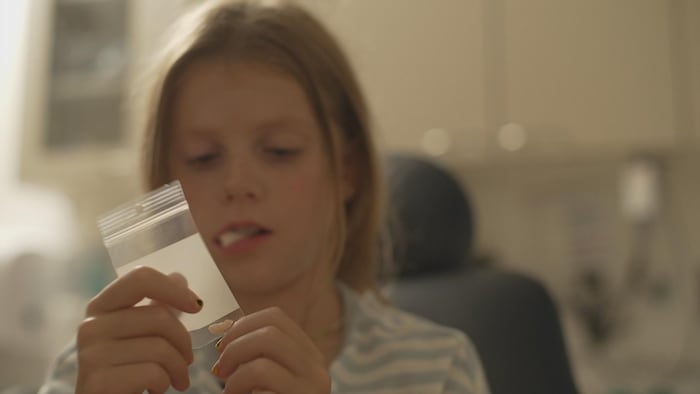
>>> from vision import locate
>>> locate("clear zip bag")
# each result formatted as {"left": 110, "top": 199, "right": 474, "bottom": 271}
{"left": 97, "top": 181, "right": 241, "bottom": 348}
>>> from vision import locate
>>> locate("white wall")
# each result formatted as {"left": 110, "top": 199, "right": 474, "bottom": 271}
{"left": 0, "top": 1, "right": 32, "bottom": 193}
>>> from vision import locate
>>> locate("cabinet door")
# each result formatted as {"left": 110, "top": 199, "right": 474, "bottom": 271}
{"left": 491, "top": 0, "right": 676, "bottom": 156}
{"left": 126, "top": 0, "right": 190, "bottom": 142}
{"left": 301, "top": 0, "right": 487, "bottom": 158}
{"left": 686, "top": 0, "right": 700, "bottom": 145}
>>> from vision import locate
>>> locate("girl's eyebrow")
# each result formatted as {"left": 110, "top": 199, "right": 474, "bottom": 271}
{"left": 175, "top": 127, "right": 221, "bottom": 143}
{"left": 175, "top": 116, "right": 313, "bottom": 140}
{"left": 254, "top": 116, "right": 311, "bottom": 133}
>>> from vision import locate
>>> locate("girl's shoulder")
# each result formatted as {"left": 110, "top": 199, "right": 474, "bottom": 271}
{"left": 346, "top": 284, "right": 464, "bottom": 340}
{"left": 333, "top": 284, "right": 489, "bottom": 393}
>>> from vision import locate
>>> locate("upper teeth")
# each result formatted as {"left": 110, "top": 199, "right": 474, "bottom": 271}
{"left": 218, "top": 228, "right": 260, "bottom": 247}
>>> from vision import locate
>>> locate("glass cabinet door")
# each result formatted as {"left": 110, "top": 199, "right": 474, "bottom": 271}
{"left": 46, "top": 0, "right": 128, "bottom": 149}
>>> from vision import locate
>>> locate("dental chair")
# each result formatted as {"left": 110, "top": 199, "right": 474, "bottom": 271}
{"left": 384, "top": 154, "right": 579, "bottom": 394}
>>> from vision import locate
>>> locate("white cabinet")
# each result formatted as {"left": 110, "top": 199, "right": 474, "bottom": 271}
{"left": 301, "top": 0, "right": 488, "bottom": 159}
{"left": 685, "top": 0, "right": 700, "bottom": 146}
{"left": 307, "top": 1, "right": 683, "bottom": 163}
{"left": 487, "top": 0, "right": 677, "bottom": 158}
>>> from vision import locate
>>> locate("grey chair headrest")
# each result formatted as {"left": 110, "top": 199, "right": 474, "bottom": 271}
{"left": 384, "top": 154, "right": 474, "bottom": 276}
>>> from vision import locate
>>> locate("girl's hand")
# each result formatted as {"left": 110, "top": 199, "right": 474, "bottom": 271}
{"left": 212, "top": 307, "right": 332, "bottom": 394}
{"left": 76, "top": 266, "right": 203, "bottom": 394}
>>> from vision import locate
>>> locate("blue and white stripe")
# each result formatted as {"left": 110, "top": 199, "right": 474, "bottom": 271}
{"left": 330, "top": 284, "right": 489, "bottom": 393}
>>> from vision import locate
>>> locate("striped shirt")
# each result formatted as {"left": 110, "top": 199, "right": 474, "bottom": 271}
{"left": 39, "top": 283, "right": 489, "bottom": 393}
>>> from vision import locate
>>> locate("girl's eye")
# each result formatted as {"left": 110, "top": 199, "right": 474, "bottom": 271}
{"left": 186, "top": 152, "right": 219, "bottom": 167}
{"left": 265, "top": 147, "right": 301, "bottom": 158}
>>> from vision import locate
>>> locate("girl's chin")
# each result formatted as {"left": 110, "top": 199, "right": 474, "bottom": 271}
{"left": 219, "top": 264, "right": 317, "bottom": 299}
{"left": 220, "top": 267, "right": 290, "bottom": 293}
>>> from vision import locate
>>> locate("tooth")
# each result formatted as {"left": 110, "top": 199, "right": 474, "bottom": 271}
{"left": 219, "top": 228, "right": 262, "bottom": 247}
{"left": 220, "top": 231, "right": 246, "bottom": 247}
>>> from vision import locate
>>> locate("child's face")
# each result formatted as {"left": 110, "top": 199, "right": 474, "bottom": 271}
{"left": 168, "top": 58, "right": 339, "bottom": 295}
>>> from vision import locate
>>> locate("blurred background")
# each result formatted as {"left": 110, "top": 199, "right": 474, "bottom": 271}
{"left": 1, "top": 0, "right": 699, "bottom": 393}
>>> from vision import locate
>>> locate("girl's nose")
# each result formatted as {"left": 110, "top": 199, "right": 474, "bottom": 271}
{"left": 221, "top": 160, "right": 264, "bottom": 203}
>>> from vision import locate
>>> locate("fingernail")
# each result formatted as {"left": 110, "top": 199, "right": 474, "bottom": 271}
{"left": 211, "top": 363, "right": 219, "bottom": 377}
{"left": 215, "top": 337, "right": 223, "bottom": 351}
{"left": 196, "top": 299, "right": 204, "bottom": 308}
{"left": 208, "top": 319, "right": 234, "bottom": 335}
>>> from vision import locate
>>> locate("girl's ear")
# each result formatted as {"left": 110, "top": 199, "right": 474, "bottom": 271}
{"left": 340, "top": 139, "right": 359, "bottom": 203}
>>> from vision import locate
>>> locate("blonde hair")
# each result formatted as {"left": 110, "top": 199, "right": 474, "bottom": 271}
{"left": 140, "top": 0, "right": 384, "bottom": 292}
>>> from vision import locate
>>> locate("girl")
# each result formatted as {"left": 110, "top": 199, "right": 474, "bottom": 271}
{"left": 40, "top": 0, "right": 489, "bottom": 392}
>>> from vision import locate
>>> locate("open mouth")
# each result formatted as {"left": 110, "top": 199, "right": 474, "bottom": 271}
{"left": 216, "top": 226, "right": 271, "bottom": 248}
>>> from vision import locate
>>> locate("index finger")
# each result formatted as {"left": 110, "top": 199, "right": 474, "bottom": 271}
{"left": 86, "top": 266, "right": 203, "bottom": 316}
{"left": 217, "top": 307, "right": 322, "bottom": 361}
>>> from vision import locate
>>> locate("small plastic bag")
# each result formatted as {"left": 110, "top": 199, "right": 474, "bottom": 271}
{"left": 97, "top": 181, "right": 241, "bottom": 348}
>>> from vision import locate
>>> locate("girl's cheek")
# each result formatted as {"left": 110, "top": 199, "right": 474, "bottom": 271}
{"left": 286, "top": 171, "right": 331, "bottom": 202}
{"left": 285, "top": 176, "right": 311, "bottom": 193}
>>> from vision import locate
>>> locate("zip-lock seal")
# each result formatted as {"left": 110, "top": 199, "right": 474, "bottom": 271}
{"left": 97, "top": 181, "right": 242, "bottom": 348}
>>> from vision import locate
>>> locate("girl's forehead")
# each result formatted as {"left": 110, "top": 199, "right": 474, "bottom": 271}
{"left": 178, "top": 56, "right": 298, "bottom": 87}
{"left": 173, "top": 59, "right": 305, "bottom": 107}
{"left": 174, "top": 58, "right": 311, "bottom": 108}
{"left": 167, "top": 57, "right": 327, "bottom": 140}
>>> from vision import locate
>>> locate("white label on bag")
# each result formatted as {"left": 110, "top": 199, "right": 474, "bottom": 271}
{"left": 116, "top": 233, "right": 239, "bottom": 331}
